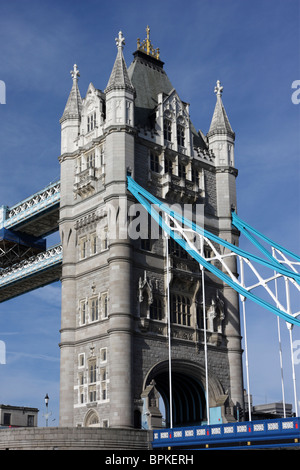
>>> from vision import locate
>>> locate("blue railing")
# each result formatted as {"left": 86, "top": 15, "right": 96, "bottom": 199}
{"left": 152, "top": 417, "right": 300, "bottom": 449}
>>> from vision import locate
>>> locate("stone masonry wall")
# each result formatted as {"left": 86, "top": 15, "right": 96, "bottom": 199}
{"left": 0, "top": 427, "right": 151, "bottom": 450}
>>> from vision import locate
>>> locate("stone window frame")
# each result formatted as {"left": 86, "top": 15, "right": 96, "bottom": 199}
{"left": 177, "top": 122, "right": 185, "bottom": 147}
{"left": 87, "top": 111, "right": 96, "bottom": 133}
{"left": 171, "top": 293, "right": 191, "bottom": 327}
{"left": 150, "top": 151, "right": 159, "bottom": 173}
{"left": 90, "top": 232, "right": 97, "bottom": 255}
{"left": 163, "top": 117, "right": 172, "bottom": 142}
{"left": 101, "top": 292, "right": 109, "bottom": 319}
{"left": 100, "top": 227, "right": 108, "bottom": 251}
{"left": 89, "top": 296, "right": 99, "bottom": 322}
{"left": 150, "top": 296, "right": 164, "bottom": 321}
{"left": 178, "top": 161, "right": 186, "bottom": 179}
{"left": 78, "top": 353, "right": 85, "bottom": 368}
{"left": 79, "top": 236, "right": 87, "bottom": 260}
{"left": 164, "top": 157, "right": 173, "bottom": 175}
{"left": 100, "top": 347, "right": 107, "bottom": 363}
{"left": 80, "top": 299, "right": 87, "bottom": 325}
{"left": 86, "top": 151, "right": 95, "bottom": 169}
{"left": 88, "top": 358, "right": 97, "bottom": 384}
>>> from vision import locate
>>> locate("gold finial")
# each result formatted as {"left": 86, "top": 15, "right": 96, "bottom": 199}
{"left": 137, "top": 26, "right": 160, "bottom": 60}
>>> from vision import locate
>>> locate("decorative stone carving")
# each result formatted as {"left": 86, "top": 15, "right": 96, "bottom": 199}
{"left": 141, "top": 380, "right": 163, "bottom": 429}
{"left": 138, "top": 271, "right": 154, "bottom": 331}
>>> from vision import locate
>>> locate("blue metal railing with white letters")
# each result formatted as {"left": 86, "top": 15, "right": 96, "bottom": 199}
{"left": 152, "top": 417, "right": 300, "bottom": 449}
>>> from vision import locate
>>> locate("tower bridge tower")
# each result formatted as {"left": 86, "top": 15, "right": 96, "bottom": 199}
{"left": 58, "top": 28, "right": 244, "bottom": 428}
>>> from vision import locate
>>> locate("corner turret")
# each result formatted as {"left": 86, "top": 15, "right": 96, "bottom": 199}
{"left": 207, "top": 80, "right": 235, "bottom": 167}
{"left": 60, "top": 64, "right": 82, "bottom": 154}
{"left": 105, "top": 31, "right": 135, "bottom": 128}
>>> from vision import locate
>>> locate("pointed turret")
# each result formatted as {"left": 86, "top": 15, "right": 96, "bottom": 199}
{"left": 61, "top": 64, "right": 82, "bottom": 121}
{"left": 105, "top": 32, "right": 135, "bottom": 94}
{"left": 207, "top": 80, "right": 234, "bottom": 138}
{"left": 60, "top": 64, "right": 82, "bottom": 154}
{"left": 207, "top": 80, "right": 235, "bottom": 167}
{"left": 104, "top": 31, "right": 135, "bottom": 187}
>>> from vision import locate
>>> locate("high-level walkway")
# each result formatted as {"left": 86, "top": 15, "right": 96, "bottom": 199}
{"left": 0, "top": 181, "right": 61, "bottom": 301}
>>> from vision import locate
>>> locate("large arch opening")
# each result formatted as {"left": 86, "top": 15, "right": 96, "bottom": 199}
{"left": 143, "top": 359, "right": 223, "bottom": 428}
{"left": 155, "top": 370, "right": 205, "bottom": 427}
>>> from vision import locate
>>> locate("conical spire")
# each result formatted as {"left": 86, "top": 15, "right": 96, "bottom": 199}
{"left": 207, "top": 80, "right": 234, "bottom": 138}
{"left": 60, "top": 64, "right": 82, "bottom": 122}
{"left": 105, "top": 31, "right": 134, "bottom": 93}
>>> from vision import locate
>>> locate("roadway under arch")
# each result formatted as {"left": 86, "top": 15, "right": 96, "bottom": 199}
{"left": 144, "top": 359, "right": 224, "bottom": 428}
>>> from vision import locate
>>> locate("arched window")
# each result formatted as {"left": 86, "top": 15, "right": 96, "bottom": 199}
{"left": 84, "top": 410, "right": 100, "bottom": 427}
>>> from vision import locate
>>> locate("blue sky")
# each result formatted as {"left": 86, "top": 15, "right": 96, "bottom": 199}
{"left": 0, "top": 0, "right": 299, "bottom": 426}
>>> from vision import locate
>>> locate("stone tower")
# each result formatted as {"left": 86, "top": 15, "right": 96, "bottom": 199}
{"left": 58, "top": 28, "right": 244, "bottom": 429}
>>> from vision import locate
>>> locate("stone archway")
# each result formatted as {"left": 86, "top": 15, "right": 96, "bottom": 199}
{"left": 143, "top": 359, "right": 225, "bottom": 428}
{"left": 84, "top": 409, "right": 100, "bottom": 427}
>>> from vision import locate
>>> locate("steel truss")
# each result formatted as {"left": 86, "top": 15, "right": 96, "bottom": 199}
{"left": 127, "top": 176, "right": 300, "bottom": 327}
{"left": 128, "top": 175, "right": 300, "bottom": 421}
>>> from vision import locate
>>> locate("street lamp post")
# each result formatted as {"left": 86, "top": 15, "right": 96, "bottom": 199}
{"left": 44, "top": 394, "right": 49, "bottom": 427}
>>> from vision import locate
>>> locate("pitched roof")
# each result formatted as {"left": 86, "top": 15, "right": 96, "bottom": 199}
{"left": 128, "top": 50, "right": 207, "bottom": 149}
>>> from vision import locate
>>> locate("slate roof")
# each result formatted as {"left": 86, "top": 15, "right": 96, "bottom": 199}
{"left": 128, "top": 50, "right": 207, "bottom": 149}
